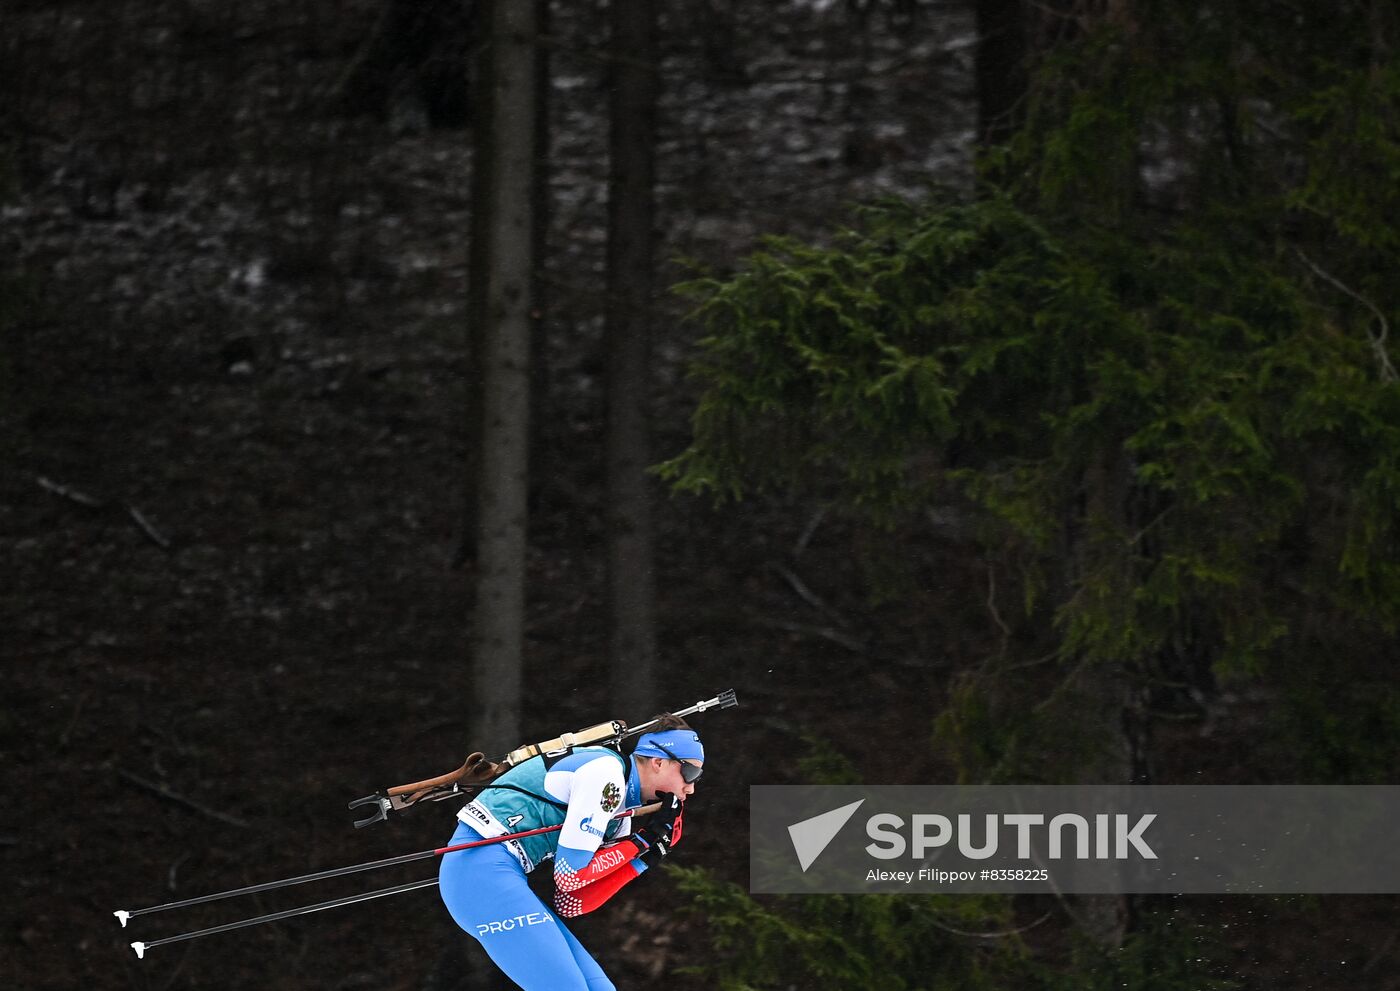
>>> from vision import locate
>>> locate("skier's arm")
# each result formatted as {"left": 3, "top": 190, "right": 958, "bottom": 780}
{"left": 552, "top": 758, "right": 647, "bottom": 893}
{"left": 552, "top": 808, "right": 685, "bottom": 917}
{"left": 553, "top": 847, "right": 649, "bottom": 917}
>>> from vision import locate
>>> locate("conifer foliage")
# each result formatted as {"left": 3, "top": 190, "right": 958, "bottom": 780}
{"left": 661, "top": 2, "right": 1399, "bottom": 984}
{"left": 662, "top": 0, "right": 1400, "bottom": 779}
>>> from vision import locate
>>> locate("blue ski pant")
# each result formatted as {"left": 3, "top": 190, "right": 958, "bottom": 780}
{"left": 438, "top": 821, "right": 615, "bottom": 991}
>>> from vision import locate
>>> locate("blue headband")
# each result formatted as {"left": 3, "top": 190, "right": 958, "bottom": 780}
{"left": 633, "top": 728, "right": 704, "bottom": 762}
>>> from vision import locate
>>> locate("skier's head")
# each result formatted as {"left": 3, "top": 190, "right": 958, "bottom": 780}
{"left": 632, "top": 714, "right": 703, "bottom": 800}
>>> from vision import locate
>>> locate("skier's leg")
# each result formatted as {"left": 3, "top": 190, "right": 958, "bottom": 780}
{"left": 439, "top": 823, "right": 599, "bottom": 991}
{"left": 553, "top": 916, "right": 616, "bottom": 991}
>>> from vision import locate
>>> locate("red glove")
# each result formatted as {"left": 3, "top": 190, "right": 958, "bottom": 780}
{"left": 635, "top": 791, "right": 683, "bottom": 860}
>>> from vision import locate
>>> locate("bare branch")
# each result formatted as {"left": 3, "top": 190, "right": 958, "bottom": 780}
{"left": 751, "top": 616, "right": 870, "bottom": 655}
{"left": 119, "top": 770, "right": 250, "bottom": 829}
{"left": 768, "top": 560, "right": 856, "bottom": 630}
{"left": 125, "top": 503, "right": 172, "bottom": 550}
{"left": 1296, "top": 249, "right": 1397, "bottom": 383}
{"left": 793, "top": 505, "right": 829, "bottom": 559}
{"left": 929, "top": 910, "right": 1054, "bottom": 940}
{"left": 986, "top": 561, "right": 1011, "bottom": 643}
{"left": 36, "top": 475, "right": 103, "bottom": 508}
{"left": 35, "top": 475, "right": 173, "bottom": 550}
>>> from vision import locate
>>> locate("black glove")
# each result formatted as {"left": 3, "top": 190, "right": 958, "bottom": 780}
{"left": 636, "top": 791, "right": 683, "bottom": 860}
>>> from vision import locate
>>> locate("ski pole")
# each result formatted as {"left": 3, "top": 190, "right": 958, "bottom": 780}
{"left": 116, "top": 803, "right": 658, "bottom": 930}
{"left": 130, "top": 876, "right": 440, "bottom": 959}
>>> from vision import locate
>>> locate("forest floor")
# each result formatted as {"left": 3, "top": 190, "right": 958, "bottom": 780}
{"left": 3, "top": 1, "right": 1396, "bottom": 989}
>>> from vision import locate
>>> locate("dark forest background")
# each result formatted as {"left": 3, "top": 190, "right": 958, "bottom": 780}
{"left": 3, "top": 0, "right": 1398, "bottom": 989}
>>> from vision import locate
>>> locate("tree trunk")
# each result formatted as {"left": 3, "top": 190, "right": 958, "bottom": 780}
{"left": 1061, "top": 445, "right": 1137, "bottom": 948}
{"left": 459, "top": 3, "right": 491, "bottom": 569}
{"left": 974, "top": 0, "right": 1027, "bottom": 149}
{"left": 470, "top": 0, "right": 537, "bottom": 749}
{"left": 529, "top": 0, "right": 551, "bottom": 511}
{"left": 605, "top": 0, "right": 659, "bottom": 718}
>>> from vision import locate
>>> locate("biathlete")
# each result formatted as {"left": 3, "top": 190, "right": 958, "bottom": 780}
{"left": 438, "top": 713, "right": 704, "bottom": 991}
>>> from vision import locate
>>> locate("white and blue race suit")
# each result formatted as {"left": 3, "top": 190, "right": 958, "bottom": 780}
{"left": 438, "top": 745, "right": 658, "bottom": 991}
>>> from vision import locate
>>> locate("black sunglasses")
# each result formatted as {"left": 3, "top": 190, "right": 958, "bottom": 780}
{"left": 668, "top": 757, "right": 703, "bottom": 784}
